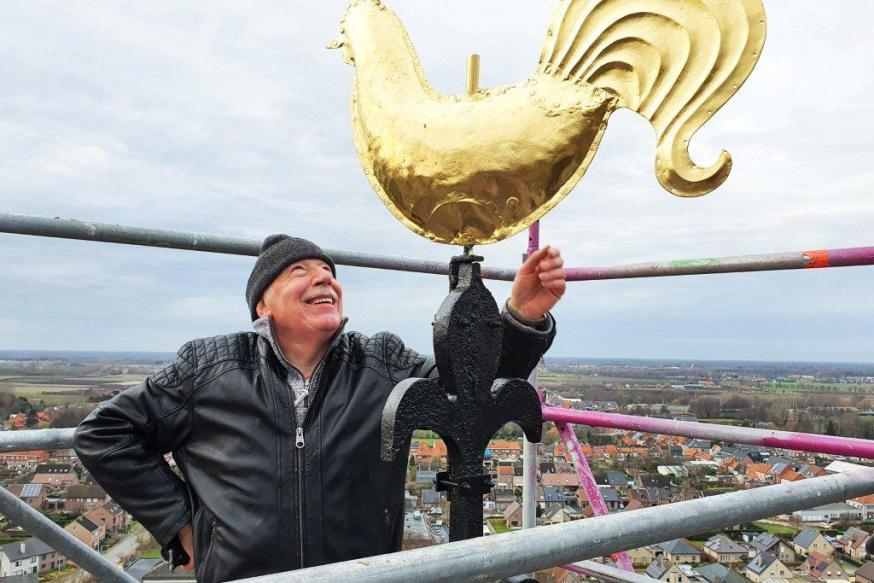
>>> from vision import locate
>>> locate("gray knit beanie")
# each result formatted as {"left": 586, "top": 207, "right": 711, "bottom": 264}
{"left": 246, "top": 234, "right": 336, "bottom": 321}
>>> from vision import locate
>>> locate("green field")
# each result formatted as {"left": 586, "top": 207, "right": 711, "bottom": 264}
{"left": 487, "top": 518, "right": 509, "bottom": 534}
{"left": 751, "top": 521, "right": 799, "bottom": 537}
{"left": 763, "top": 381, "right": 874, "bottom": 394}
{"left": 0, "top": 373, "right": 144, "bottom": 406}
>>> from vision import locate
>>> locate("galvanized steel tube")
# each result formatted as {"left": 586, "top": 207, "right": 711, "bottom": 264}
{"left": 0, "top": 487, "right": 137, "bottom": 582}
{"left": 3, "top": 213, "right": 872, "bottom": 282}
{"left": 542, "top": 406, "right": 874, "bottom": 459}
{"left": 231, "top": 467, "right": 874, "bottom": 583}
{"left": 0, "top": 428, "right": 75, "bottom": 452}
{"left": 564, "top": 247, "right": 874, "bottom": 281}
{"left": 0, "top": 212, "right": 515, "bottom": 280}
{"left": 567, "top": 561, "right": 661, "bottom": 583}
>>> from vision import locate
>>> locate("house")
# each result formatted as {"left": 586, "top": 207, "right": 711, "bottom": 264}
{"left": 414, "top": 441, "right": 447, "bottom": 466}
{"left": 0, "top": 450, "right": 49, "bottom": 469}
{"left": 656, "top": 539, "right": 702, "bottom": 564}
{"left": 855, "top": 561, "right": 874, "bottom": 583}
{"left": 546, "top": 505, "right": 581, "bottom": 524}
{"left": 538, "top": 485, "right": 573, "bottom": 512}
{"left": 596, "top": 487, "right": 623, "bottom": 511}
{"left": 0, "top": 541, "right": 38, "bottom": 577}
{"left": 541, "top": 473, "right": 580, "bottom": 489}
{"left": 702, "top": 534, "right": 747, "bottom": 564}
{"left": 793, "top": 528, "right": 834, "bottom": 557}
{"left": 626, "top": 546, "right": 657, "bottom": 567}
{"left": 0, "top": 538, "right": 63, "bottom": 577}
{"left": 604, "top": 470, "right": 629, "bottom": 491}
{"left": 493, "top": 486, "right": 516, "bottom": 512}
{"left": 745, "top": 553, "right": 789, "bottom": 582}
{"left": 5, "top": 484, "right": 46, "bottom": 510}
{"left": 695, "top": 563, "right": 747, "bottom": 583}
{"left": 637, "top": 473, "right": 672, "bottom": 489}
{"left": 488, "top": 440, "right": 522, "bottom": 457}
{"left": 745, "top": 463, "right": 772, "bottom": 483}
{"left": 748, "top": 532, "right": 795, "bottom": 565}
{"left": 503, "top": 501, "right": 522, "bottom": 528}
{"left": 792, "top": 503, "right": 862, "bottom": 523}
{"left": 849, "top": 494, "right": 874, "bottom": 520}
{"left": 64, "top": 516, "right": 102, "bottom": 549}
{"left": 31, "top": 464, "right": 77, "bottom": 488}
{"left": 799, "top": 551, "right": 848, "bottom": 582}
{"left": 64, "top": 484, "right": 108, "bottom": 513}
{"left": 835, "top": 527, "right": 869, "bottom": 561}
{"left": 495, "top": 465, "right": 515, "bottom": 488}
{"left": 646, "top": 559, "right": 692, "bottom": 583}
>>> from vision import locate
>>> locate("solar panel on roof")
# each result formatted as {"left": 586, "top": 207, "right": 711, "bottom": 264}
{"left": 20, "top": 484, "right": 41, "bottom": 498}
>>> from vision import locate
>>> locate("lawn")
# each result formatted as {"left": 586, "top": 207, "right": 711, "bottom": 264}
{"left": 139, "top": 546, "right": 163, "bottom": 559}
{"left": 751, "top": 521, "right": 798, "bottom": 537}
{"left": 487, "top": 518, "right": 510, "bottom": 534}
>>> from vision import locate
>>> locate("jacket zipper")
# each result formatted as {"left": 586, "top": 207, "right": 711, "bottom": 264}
{"left": 292, "top": 358, "right": 328, "bottom": 569}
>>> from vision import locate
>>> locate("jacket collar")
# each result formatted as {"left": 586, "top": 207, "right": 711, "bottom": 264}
{"left": 253, "top": 316, "right": 348, "bottom": 372}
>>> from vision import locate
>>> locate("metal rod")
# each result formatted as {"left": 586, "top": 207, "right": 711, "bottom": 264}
{"left": 0, "top": 428, "right": 74, "bottom": 452}
{"left": 3, "top": 214, "right": 872, "bottom": 284}
{"left": 522, "top": 371, "right": 539, "bottom": 531}
{"left": 556, "top": 421, "right": 633, "bottom": 572}
{"left": 0, "top": 212, "right": 514, "bottom": 281}
{"left": 230, "top": 467, "right": 874, "bottom": 583}
{"left": 542, "top": 406, "right": 874, "bottom": 459}
{"left": 466, "top": 54, "right": 480, "bottom": 96}
{"left": 521, "top": 221, "right": 541, "bottom": 532}
{"left": 567, "top": 561, "right": 660, "bottom": 583}
{"left": 0, "top": 486, "right": 137, "bottom": 582}
{"left": 564, "top": 247, "right": 874, "bottom": 281}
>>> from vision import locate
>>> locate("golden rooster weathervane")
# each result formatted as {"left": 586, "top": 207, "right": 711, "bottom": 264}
{"left": 331, "top": 0, "right": 766, "bottom": 246}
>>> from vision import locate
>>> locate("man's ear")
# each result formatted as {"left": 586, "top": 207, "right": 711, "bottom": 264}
{"left": 256, "top": 298, "right": 271, "bottom": 318}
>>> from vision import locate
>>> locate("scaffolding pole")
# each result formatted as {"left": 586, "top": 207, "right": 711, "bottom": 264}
{"left": 231, "top": 467, "right": 874, "bottom": 583}
{"left": 2, "top": 213, "right": 873, "bottom": 281}
{"left": 542, "top": 406, "right": 874, "bottom": 459}
{"left": 0, "top": 487, "right": 137, "bottom": 582}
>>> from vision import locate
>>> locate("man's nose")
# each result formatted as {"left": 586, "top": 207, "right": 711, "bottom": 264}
{"left": 312, "top": 269, "right": 333, "bottom": 285}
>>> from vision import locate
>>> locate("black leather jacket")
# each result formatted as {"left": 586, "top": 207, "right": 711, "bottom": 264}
{"left": 73, "top": 310, "right": 554, "bottom": 582}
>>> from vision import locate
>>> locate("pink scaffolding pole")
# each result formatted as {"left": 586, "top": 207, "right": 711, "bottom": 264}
{"left": 556, "top": 421, "right": 635, "bottom": 571}
{"left": 527, "top": 222, "right": 634, "bottom": 571}
{"left": 542, "top": 406, "right": 874, "bottom": 459}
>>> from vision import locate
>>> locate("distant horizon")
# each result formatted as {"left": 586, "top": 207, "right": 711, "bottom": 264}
{"left": 2, "top": 349, "right": 873, "bottom": 368}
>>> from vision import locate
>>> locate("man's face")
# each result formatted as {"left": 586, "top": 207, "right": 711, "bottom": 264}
{"left": 257, "top": 259, "right": 343, "bottom": 337}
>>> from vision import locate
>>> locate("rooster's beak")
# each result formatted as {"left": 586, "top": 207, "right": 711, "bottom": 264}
{"left": 326, "top": 38, "right": 345, "bottom": 50}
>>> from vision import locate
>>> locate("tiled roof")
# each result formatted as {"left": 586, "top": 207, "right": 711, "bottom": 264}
{"left": 855, "top": 561, "right": 874, "bottom": 582}
{"left": 0, "top": 537, "right": 54, "bottom": 561}
{"left": 645, "top": 560, "right": 671, "bottom": 579}
{"left": 34, "top": 464, "right": 74, "bottom": 474}
{"left": 794, "top": 528, "right": 822, "bottom": 549}
{"left": 66, "top": 485, "right": 107, "bottom": 499}
{"left": 704, "top": 534, "right": 746, "bottom": 554}
{"left": 542, "top": 473, "right": 579, "bottom": 487}
{"left": 658, "top": 538, "right": 700, "bottom": 556}
{"left": 750, "top": 532, "right": 780, "bottom": 552}
{"left": 746, "top": 552, "right": 778, "bottom": 575}
{"left": 696, "top": 563, "right": 747, "bottom": 583}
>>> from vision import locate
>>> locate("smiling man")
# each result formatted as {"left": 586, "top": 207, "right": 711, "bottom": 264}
{"left": 73, "top": 234, "right": 564, "bottom": 582}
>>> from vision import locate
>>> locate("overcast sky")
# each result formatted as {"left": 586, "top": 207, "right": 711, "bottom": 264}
{"left": 1, "top": 1, "right": 872, "bottom": 362}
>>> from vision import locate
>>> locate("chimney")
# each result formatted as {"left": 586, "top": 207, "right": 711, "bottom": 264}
{"left": 19, "top": 541, "right": 25, "bottom": 554}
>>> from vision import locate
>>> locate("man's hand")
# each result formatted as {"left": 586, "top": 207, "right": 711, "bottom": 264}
{"left": 177, "top": 524, "right": 196, "bottom": 572}
{"left": 509, "top": 245, "right": 566, "bottom": 321}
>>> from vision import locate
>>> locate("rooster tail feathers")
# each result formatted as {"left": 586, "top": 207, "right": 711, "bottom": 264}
{"left": 539, "top": 0, "right": 766, "bottom": 197}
